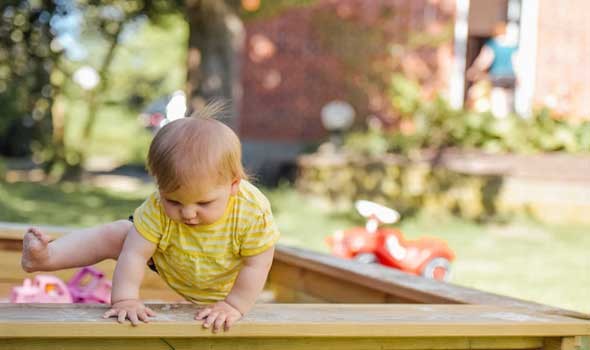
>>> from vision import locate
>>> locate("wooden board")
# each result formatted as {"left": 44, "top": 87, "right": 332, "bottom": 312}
{"left": 273, "top": 245, "right": 590, "bottom": 320}
{"left": 268, "top": 261, "right": 389, "bottom": 303}
{"left": 0, "top": 337, "right": 553, "bottom": 350}
{"left": 1, "top": 304, "right": 589, "bottom": 338}
{"left": 1, "top": 222, "right": 588, "bottom": 321}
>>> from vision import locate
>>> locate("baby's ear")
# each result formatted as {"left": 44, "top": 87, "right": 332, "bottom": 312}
{"left": 230, "top": 178, "right": 241, "bottom": 195}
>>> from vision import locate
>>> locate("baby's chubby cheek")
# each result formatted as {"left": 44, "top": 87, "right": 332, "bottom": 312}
{"left": 163, "top": 207, "right": 181, "bottom": 221}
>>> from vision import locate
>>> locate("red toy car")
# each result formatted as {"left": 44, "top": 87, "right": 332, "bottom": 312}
{"left": 326, "top": 200, "right": 455, "bottom": 281}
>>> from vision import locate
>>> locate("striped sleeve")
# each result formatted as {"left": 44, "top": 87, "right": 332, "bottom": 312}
{"left": 239, "top": 211, "right": 280, "bottom": 257}
{"left": 133, "top": 193, "right": 164, "bottom": 245}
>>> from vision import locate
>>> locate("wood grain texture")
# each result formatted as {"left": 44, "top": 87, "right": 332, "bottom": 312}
{"left": 0, "top": 336, "right": 546, "bottom": 350}
{"left": 273, "top": 245, "right": 590, "bottom": 320}
{"left": 1, "top": 304, "right": 589, "bottom": 338}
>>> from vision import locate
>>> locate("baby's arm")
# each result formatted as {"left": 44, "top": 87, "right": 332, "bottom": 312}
{"left": 226, "top": 246, "right": 274, "bottom": 313}
{"left": 195, "top": 246, "right": 275, "bottom": 332}
{"left": 103, "top": 226, "right": 157, "bottom": 326}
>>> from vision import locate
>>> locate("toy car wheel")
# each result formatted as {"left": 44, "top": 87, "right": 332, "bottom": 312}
{"left": 354, "top": 253, "right": 378, "bottom": 264}
{"left": 421, "top": 257, "right": 451, "bottom": 281}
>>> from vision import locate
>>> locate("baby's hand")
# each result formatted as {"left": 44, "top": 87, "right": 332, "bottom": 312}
{"left": 102, "top": 299, "right": 156, "bottom": 326}
{"left": 194, "top": 300, "right": 242, "bottom": 333}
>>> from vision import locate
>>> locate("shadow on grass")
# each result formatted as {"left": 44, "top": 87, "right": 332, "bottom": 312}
{"left": 0, "top": 180, "right": 148, "bottom": 227}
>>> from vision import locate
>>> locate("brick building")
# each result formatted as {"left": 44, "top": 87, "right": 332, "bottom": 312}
{"left": 240, "top": 0, "right": 456, "bottom": 182}
{"left": 239, "top": 0, "right": 590, "bottom": 182}
{"left": 533, "top": 1, "right": 590, "bottom": 121}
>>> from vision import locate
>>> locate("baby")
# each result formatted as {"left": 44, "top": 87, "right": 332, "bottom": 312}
{"left": 21, "top": 105, "right": 280, "bottom": 332}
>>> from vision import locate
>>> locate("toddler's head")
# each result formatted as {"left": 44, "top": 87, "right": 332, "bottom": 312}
{"left": 147, "top": 105, "right": 247, "bottom": 226}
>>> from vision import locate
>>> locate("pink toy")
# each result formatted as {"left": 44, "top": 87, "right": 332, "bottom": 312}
{"left": 67, "top": 266, "right": 112, "bottom": 304}
{"left": 10, "top": 275, "right": 73, "bottom": 303}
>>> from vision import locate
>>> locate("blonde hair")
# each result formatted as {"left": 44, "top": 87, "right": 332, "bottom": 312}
{"left": 147, "top": 102, "right": 247, "bottom": 193}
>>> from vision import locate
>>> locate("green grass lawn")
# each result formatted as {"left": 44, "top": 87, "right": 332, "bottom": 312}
{"left": 0, "top": 179, "right": 153, "bottom": 227}
{"left": 1, "top": 179, "right": 588, "bottom": 313}
{"left": 268, "top": 187, "right": 590, "bottom": 314}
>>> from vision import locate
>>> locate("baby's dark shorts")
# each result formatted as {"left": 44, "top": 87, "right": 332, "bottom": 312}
{"left": 128, "top": 215, "right": 158, "bottom": 274}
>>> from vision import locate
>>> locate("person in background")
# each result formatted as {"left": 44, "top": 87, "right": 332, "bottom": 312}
{"left": 467, "top": 21, "right": 519, "bottom": 118}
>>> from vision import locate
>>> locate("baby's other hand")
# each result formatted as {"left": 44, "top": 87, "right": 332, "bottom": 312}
{"left": 102, "top": 299, "right": 156, "bottom": 326}
{"left": 194, "top": 301, "right": 242, "bottom": 333}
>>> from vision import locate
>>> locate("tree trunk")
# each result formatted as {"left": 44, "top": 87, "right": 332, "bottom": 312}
{"left": 185, "top": 0, "right": 244, "bottom": 129}
{"left": 82, "top": 23, "right": 123, "bottom": 142}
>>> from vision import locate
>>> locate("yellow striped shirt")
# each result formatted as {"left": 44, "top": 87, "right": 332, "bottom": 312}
{"left": 133, "top": 180, "right": 280, "bottom": 304}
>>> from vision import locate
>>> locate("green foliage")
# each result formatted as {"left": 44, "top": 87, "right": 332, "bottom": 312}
{"left": 59, "top": 14, "right": 186, "bottom": 167}
{"left": 240, "top": 0, "right": 316, "bottom": 20}
{"left": 107, "top": 13, "right": 187, "bottom": 110}
{"left": 345, "top": 127, "right": 390, "bottom": 157}
{"left": 0, "top": 0, "right": 183, "bottom": 169}
{"left": 62, "top": 102, "right": 153, "bottom": 165}
{"left": 390, "top": 74, "right": 423, "bottom": 116}
{"left": 345, "top": 74, "right": 590, "bottom": 156}
{"left": 0, "top": 1, "right": 58, "bottom": 156}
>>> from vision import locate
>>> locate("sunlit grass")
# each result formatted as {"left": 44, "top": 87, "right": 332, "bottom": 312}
{"left": 265, "top": 186, "right": 590, "bottom": 313}
{"left": 396, "top": 212, "right": 590, "bottom": 313}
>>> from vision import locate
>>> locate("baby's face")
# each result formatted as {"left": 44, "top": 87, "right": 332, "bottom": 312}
{"left": 160, "top": 179, "right": 240, "bottom": 226}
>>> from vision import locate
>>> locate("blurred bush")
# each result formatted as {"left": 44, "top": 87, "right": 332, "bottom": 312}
{"left": 344, "top": 74, "right": 590, "bottom": 156}
{"left": 301, "top": 75, "right": 590, "bottom": 222}
{"left": 296, "top": 152, "right": 503, "bottom": 221}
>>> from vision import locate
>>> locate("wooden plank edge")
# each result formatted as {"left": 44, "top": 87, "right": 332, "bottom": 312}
{"left": 1, "top": 321, "right": 589, "bottom": 338}
{"left": 1, "top": 304, "right": 589, "bottom": 339}
{"left": 274, "top": 245, "right": 590, "bottom": 320}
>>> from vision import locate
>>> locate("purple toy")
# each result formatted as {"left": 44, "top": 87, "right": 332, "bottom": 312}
{"left": 10, "top": 275, "right": 73, "bottom": 303}
{"left": 67, "top": 266, "right": 112, "bottom": 304}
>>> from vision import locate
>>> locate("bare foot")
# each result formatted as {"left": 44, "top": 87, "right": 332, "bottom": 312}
{"left": 21, "top": 228, "right": 52, "bottom": 272}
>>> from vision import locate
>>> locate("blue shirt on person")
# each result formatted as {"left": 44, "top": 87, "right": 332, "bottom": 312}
{"left": 485, "top": 38, "right": 518, "bottom": 77}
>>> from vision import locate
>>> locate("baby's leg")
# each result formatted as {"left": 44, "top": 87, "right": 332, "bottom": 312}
{"left": 21, "top": 220, "right": 132, "bottom": 272}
